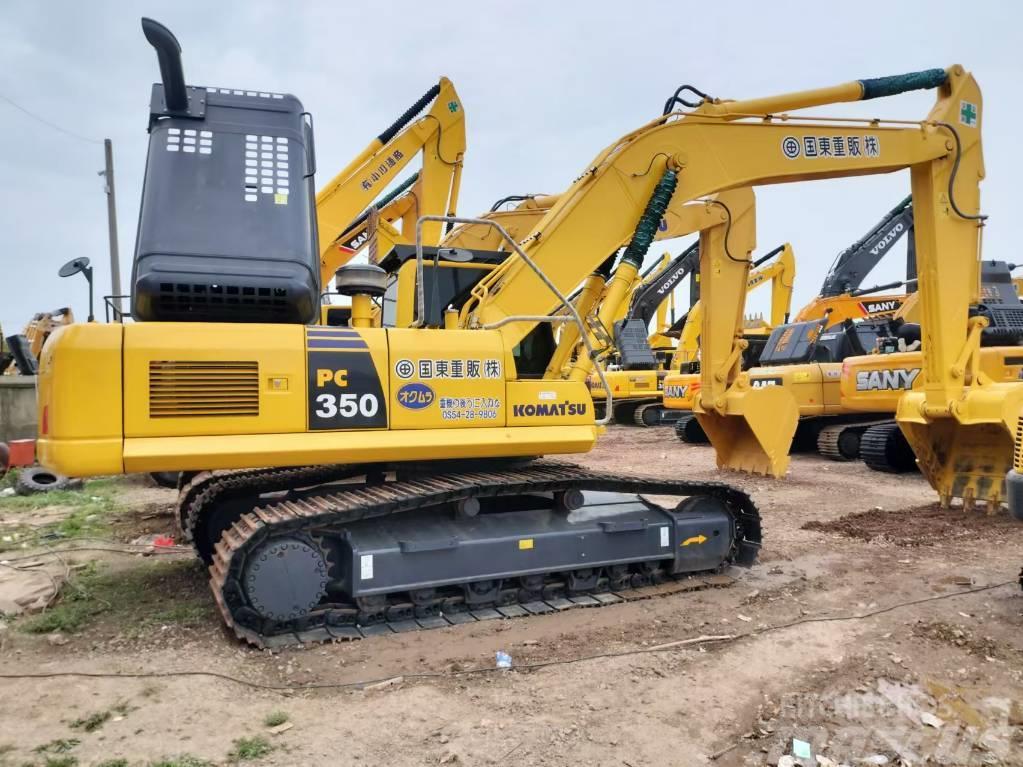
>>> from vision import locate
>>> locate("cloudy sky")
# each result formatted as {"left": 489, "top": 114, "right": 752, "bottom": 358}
{"left": 0, "top": 0, "right": 1018, "bottom": 333}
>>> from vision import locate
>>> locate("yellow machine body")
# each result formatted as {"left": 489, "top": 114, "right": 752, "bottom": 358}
{"left": 37, "top": 322, "right": 596, "bottom": 477}
{"left": 839, "top": 348, "right": 1023, "bottom": 413}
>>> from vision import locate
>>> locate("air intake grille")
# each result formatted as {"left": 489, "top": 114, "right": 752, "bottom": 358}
{"left": 149, "top": 361, "right": 259, "bottom": 418}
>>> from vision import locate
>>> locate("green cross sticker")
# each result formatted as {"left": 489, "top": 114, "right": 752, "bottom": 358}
{"left": 448, "top": 101, "right": 459, "bottom": 113}
{"left": 960, "top": 100, "right": 978, "bottom": 127}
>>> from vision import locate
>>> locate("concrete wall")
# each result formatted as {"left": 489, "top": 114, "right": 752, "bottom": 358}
{"left": 0, "top": 376, "right": 37, "bottom": 442}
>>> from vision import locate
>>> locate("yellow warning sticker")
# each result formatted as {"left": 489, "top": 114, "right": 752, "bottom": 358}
{"left": 681, "top": 534, "right": 707, "bottom": 546}
{"left": 518, "top": 538, "right": 534, "bottom": 550}
{"left": 274, "top": 193, "right": 289, "bottom": 205}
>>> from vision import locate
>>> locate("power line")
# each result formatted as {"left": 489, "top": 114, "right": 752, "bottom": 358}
{"left": 0, "top": 91, "right": 101, "bottom": 145}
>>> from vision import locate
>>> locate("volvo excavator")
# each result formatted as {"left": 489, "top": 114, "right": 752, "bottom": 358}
{"left": 664, "top": 198, "right": 919, "bottom": 451}
{"left": 588, "top": 242, "right": 795, "bottom": 427}
{"left": 37, "top": 19, "right": 999, "bottom": 643}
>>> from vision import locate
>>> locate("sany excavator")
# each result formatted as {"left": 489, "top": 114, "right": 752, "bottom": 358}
{"left": 838, "top": 260, "right": 1023, "bottom": 475}
{"left": 588, "top": 241, "right": 795, "bottom": 427}
{"left": 37, "top": 21, "right": 997, "bottom": 643}
{"left": 664, "top": 198, "right": 919, "bottom": 452}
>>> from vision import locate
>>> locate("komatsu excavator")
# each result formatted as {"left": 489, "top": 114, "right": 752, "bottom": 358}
{"left": 590, "top": 242, "right": 795, "bottom": 427}
{"left": 38, "top": 20, "right": 764, "bottom": 646}
{"left": 664, "top": 198, "right": 918, "bottom": 451}
{"left": 37, "top": 19, "right": 998, "bottom": 643}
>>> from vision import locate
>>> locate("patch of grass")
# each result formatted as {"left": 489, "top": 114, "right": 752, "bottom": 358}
{"left": 44, "top": 757, "right": 78, "bottom": 767}
{"left": 68, "top": 700, "right": 133, "bottom": 733}
{"left": 96, "top": 760, "right": 129, "bottom": 767}
{"left": 0, "top": 468, "right": 18, "bottom": 489}
{"left": 0, "top": 478, "right": 122, "bottom": 552}
{"left": 19, "top": 559, "right": 212, "bottom": 637}
{"left": 262, "top": 710, "right": 289, "bottom": 728}
{"left": 34, "top": 739, "right": 79, "bottom": 754}
{"left": 148, "top": 757, "right": 213, "bottom": 767}
{"left": 69, "top": 709, "right": 111, "bottom": 733}
{"left": 228, "top": 736, "right": 273, "bottom": 762}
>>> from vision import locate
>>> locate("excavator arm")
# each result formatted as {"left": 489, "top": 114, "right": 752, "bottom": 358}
{"left": 316, "top": 78, "right": 466, "bottom": 285}
{"left": 668, "top": 242, "right": 795, "bottom": 370}
{"left": 459, "top": 65, "right": 995, "bottom": 504}
{"left": 819, "top": 196, "right": 915, "bottom": 297}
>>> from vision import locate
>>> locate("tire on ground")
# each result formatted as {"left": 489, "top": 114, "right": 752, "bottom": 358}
{"left": 15, "top": 466, "right": 71, "bottom": 495}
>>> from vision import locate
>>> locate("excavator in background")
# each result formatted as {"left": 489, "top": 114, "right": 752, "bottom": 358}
{"left": 662, "top": 245, "right": 797, "bottom": 441}
{"left": 792, "top": 196, "right": 916, "bottom": 323}
{"left": 665, "top": 198, "right": 919, "bottom": 451}
{"left": 838, "top": 260, "right": 1023, "bottom": 474}
{"left": 36, "top": 21, "right": 1000, "bottom": 644}
{"left": 590, "top": 241, "right": 795, "bottom": 426}
{"left": 579, "top": 244, "right": 700, "bottom": 422}
{"left": 1, "top": 308, "right": 75, "bottom": 376}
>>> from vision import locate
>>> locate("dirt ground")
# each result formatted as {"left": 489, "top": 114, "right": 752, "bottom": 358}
{"left": 0, "top": 428, "right": 1021, "bottom": 766}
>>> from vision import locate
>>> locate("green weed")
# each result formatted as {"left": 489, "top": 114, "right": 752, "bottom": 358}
{"left": 228, "top": 736, "right": 273, "bottom": 762}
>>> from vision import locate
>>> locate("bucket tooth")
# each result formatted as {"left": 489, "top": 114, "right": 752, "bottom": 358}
{"left": 698, "top": 386, "right": 800, "bottom": 478}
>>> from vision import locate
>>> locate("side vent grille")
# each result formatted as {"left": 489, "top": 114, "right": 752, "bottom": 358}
{"left": 149, "top": 361, "right": 259, "bottom": 418}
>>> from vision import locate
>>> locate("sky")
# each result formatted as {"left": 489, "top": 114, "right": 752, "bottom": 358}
{"left": 0, "top": 0, "right": 1019, "bottom": 333}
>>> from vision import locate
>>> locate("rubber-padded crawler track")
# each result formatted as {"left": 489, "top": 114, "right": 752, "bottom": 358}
{"left": 207, "top": 462, "right": 761, "bottom": 648}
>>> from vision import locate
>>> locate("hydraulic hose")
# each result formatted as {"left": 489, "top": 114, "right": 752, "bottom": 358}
{"left": 620, "top": 168, "right": 678, "bottom": 269}
{"left": 377, "top": 83, "right": 441, "bottom": 144}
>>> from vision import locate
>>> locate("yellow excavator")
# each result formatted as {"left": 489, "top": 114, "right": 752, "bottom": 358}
{"left": 589, "top": 242, "right": 795, "bottom": 427}
{"left": 1, "top": 308, "right": 75, "bottom": 376}
{"left": 37, "top": 19, "right": 997, "bottom": 643}
{"left": 664, "top": 199, "right": 919, "bottom": 451}
{"left": 837, "top": 261, "right": 1023, "bottom": 475}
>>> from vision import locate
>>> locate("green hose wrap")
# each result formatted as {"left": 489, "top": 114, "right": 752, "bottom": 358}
{"left": 621, "top": 168, "right": 678, "bottom": 269}
{"left": 859, "top": 69, "right": 947, "bottom": 100}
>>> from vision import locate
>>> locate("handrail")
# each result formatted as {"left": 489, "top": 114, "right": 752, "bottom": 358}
{"left": 414, "top": 215, "right": 614, "bottom": 426}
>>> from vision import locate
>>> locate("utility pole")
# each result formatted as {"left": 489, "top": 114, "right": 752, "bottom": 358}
{"left": 99, "top": 138, "right": 122, "bottom": 320}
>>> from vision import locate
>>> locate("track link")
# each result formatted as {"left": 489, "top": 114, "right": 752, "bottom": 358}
{"left": 632, "top": 401, "right": 679, "bottom": 427}
{"left": 206, "top": 462, "right": 761, "bottom": 648}
{"left": 674, "top": 414, "right": 709, "bottom": 444}
{"left": 861, "top": 422, "right": 918, "bottom": 473}
{"left": 177, "top": 465, "right": 363, "bottom": 561}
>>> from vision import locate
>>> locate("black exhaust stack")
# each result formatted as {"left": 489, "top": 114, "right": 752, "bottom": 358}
{"left": 142, "top": 18, "right": 187, "bottom": 111}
